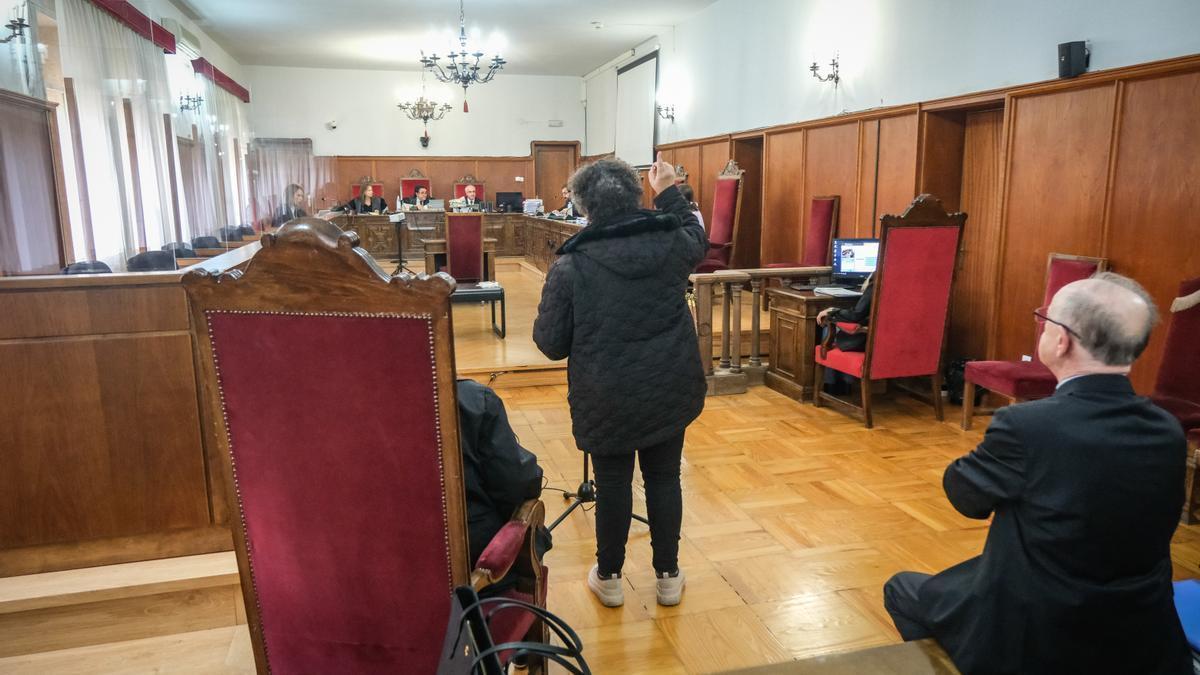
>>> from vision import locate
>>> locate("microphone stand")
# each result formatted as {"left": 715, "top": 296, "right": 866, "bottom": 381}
{"left": 549, "top": 452, "right": 649, "bottom": 532}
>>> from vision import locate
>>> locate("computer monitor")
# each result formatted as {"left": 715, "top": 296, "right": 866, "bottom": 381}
{"left": 496, "top": 191, "right": 523, "bottom": 212}
{"left": 831, "top": 238, "right": 879, "bottom": 283}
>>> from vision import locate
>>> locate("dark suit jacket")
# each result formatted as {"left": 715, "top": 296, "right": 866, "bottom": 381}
{"left": 347, "top": 196, "right": 387, "bottom": 214}
{"left": 402, "top": 196, "right": 430, "bottom": 208}
{"left": 272, "top": 206, "right": 307, "bottom": 227}
{"left": 921, "top": 374, "right": 1189, "bottom": 674}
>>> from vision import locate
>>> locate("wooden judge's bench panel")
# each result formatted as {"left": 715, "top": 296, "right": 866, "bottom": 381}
{"left": 0, "top": 267, "right": 244, "bottom": 576}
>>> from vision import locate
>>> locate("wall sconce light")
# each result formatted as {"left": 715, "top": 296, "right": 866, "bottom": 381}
{"left": 179, "top": 94, "right": 204, "bottom": 111}
{"left": 809, "top": 54, "right": 840, "bottom": 87}
{"left": 0, "top": 17, "right": 29, "bottom": 44}
{"left": 656, "top": 104, "right": 675, "bottom": 122}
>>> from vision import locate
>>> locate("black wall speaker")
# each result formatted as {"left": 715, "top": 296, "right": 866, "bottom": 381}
{"left": 1058, "top": 41, "right": 1090, "bottom": 79}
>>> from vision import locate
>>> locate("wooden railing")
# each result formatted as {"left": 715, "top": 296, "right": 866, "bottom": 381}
{"left": 691, "top": 266, "right": 831, "bottom": 395}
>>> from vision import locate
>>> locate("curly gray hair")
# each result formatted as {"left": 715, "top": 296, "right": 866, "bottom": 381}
{"left": 569, "top": 159, "right": 643, "bottom": 225}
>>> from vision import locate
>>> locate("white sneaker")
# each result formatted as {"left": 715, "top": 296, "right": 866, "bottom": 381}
{"left": 656, "top": 569, "right": 686, "bottom": 606}
{"left": 587, "top": 564, "right": 624, "bottom": 607}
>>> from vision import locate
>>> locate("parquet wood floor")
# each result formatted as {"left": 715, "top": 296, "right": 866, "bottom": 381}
{"left": 4, "top": 329, "right": 1197, "bottom": 672}
{"left": 502, "top": 384, "right": 1200, "bottom": 674}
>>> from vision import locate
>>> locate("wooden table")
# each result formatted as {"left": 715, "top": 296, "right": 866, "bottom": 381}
{"left": 421, "top": 238, "right": 498, "bottom": 281}
{"left": 764, "top": 286, "right": 856, "bottom": 402}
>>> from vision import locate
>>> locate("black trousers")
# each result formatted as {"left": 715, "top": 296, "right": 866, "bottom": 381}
{"left": 590, "top": 432, "right": 685, "bottom": 576}
{"left": 883, "top": 571, "right": 936, "bottom": 641}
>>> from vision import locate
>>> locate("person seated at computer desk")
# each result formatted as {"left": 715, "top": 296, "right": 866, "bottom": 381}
{"left": 344, "top": 183, "right": 388, "bottom": 214}
{"left": 551, "top": 184, "right": 574, "bottom": 218}
{"left": 815, "top": 272, "right": 874, "bottom": 394}
{"left": 401, "top": 185, "right": 432, "bottom": 211}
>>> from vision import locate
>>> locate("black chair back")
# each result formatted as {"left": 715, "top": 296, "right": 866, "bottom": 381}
{"left": 126, "top": 250, "right": 178, "bottom": 272}
{"left": 193, "top": 236, "right": 221, "bottom": 249}
{"left": 62, "top": 261, "right": 112, "bottom": 275}
{"left": 218, "top": 226, "right": 244, "bottom": 242}
{"left": 237, "top": 224, "right": 256, "bottom": 236}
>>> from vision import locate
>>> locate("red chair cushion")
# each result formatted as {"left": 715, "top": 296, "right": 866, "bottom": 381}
{"left": 454, "top": 183, "right": 485, "bottom": 200}
{"left": 965, "top": 360, "right": 1057, "bottom": 400}
{"left": 1033, "top": 257, "right": 1103, "bottom": 360}
{"left": 351, "top": 182, "right": 384, "bottom": 199}
{"left": 401, "top": 178, "right": 431, "bottom": 198}
{"left": 1151, "top": 395, "right": 1200, "bottom": 431}
{"left": 814, "top": 345, "right": 865, "bottom": 378}
{"left": 490, "top": 571, "right": 548, "bottom": 662}
{"left": 448, "top": 215, "right": 484, "bottom": 283}
{"left": 800, "top": 198, "right": 837, "bottom": 267}
{"left": 475, "top": 520, "right": 528, "bottom": 582}
{"left": 709, "top": 179, "right": 739, "bottom": 248}
{"left": 1154, "top": 277, "right": 1200, "bottom": 403}
{"left": 206, "top": 312, "right": 450, "bottom": 674}
{"left": 869, "top": 226, "right": 959, "bottom": 380}
{"left": 694, "top": 259, "right": 727, "bottom": 274}
{"left": 835, "top": 322, "right": 862, "bottom": 334}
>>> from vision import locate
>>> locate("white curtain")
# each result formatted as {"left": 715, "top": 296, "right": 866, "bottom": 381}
{"left": 0, "top": 1, "right": 42, "bottom": 99}
{"left": 59, "top": 0, "right": 179, "bottom": 269}
{"left": 250, "top": 138, "right": 335, "bottom": 223}
{"left": 202, "top": 82, "right": 252, "bottom": 229}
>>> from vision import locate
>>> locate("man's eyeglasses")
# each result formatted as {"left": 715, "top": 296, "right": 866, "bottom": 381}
{"left": 1033, "top": 308, "right": 1081, "bottom": 339}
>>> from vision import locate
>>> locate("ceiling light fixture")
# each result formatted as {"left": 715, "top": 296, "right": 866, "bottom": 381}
{"left": 419, "top": 0, "right": 505, "bottom": 113}
{"left": 398, "top": 72, "right": 452, "bottom": 148}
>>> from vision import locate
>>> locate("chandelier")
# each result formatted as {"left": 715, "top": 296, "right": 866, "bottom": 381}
{"left": 398, "top": 96, "right": 452, "bottom": 125}
{"left": 419, "top": 0, "right": 505, "bottom": 112}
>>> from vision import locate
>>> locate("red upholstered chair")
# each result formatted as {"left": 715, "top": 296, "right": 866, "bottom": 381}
{"left": 183, "top": 219, "right": 547, "bottom": 674}
{"left": 350, "top": 180, "right": 385, "bottom": 200}
{"left": 446, "top": 212, "right": 485, "bottom": 283}
{"left": 1151, "top": 276, "right": 1200, "bottom": 434}
{"left": 960, "top": 253, "right": 1108, "bottom": 430}
{"left": 695, "top": 160, "right": 744, "bottom": 273}
{"left": 813, "top": 195, "right": 966, "bottom": 428}
{"left": 764, "top": 195, "right": 840, "bottom": 269}
{"left": 454, "top": 173, "right": 486, "bottom": 201}
{"left": 400, "top": 168, "right": 432, "bottom": 201}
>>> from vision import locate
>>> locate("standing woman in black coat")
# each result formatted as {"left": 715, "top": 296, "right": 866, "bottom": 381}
{"left": 533, "top": 153, "right": 708, "bottom": 608}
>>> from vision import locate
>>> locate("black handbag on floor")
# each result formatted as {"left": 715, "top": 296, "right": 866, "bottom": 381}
{"left": 437, "top": 585, "right": 591, "bottom": 675}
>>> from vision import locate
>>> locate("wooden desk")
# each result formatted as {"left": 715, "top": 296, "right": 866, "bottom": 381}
{"left": 422, "top": 238, "right": 498, "bottom": 281}
{"left": 765, "top": 287, "right": 856, "bottom": 402}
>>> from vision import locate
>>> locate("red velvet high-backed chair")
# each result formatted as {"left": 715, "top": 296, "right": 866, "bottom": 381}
{"left": 446, "top": 212, "right": 485, "bottom": 283}
{"left": 454, "top": 173, "right": 486, "bottom": 201}
{"left": 400, "top": 168, "right": 432, "bottom": 201}
{"left": 960, "top": 253, "right": 1108, "bottom": 430}
{"left": 1151, "top": 276, "right": 1200, "bottom": 434}
{"left": 350, "top": 178, "right": 385, "bottom": 200}
{"left": 695, "top": 160, "right": 744, "bottom": 273}
{"left": 764, "top": 195, "right": 840, "bottom": 268}
{"left": 183, "top": 219, "right": 546, "bottom": 674}
{"left": 813, "top": 195, "right": 966, "bottom": 428}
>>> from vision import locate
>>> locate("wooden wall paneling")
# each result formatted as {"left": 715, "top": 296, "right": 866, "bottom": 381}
{"left": 1103, "top": 69, "right": 1200, "bottom": 392}
{"left": 731, "top": 137, "right": 764, "bottom": 268}
{"left": 917, "top": 111, "right": 967, "bottom": 212}
{"left": 991, "top": 84, "right": 1117, "bottom": 362}
{"left": 427, "top": 159, "right": 475, "bottom": 200}
{"left": 699, "top": 140, "right": 731, "bottom": 231}
{"left": 486, "top": 159, "right": 531, "bottom": 197}
{"left": 761, "top": 129, "right": 805, "bottom": 264}
{"left": 803, "top": 122, "right": 860, "bottom": 242}
{"left": 335, "top": 158, "right": 375, "bottom": 202}
{"left": 531, "top": 142, "right": 578, "bottom": 203}
{"left": 947, "top": 109, "right": 1005, "bottom": 361}
{"left": 0, "top": 333, "right": 212, "bottom": 549}
{"left": 674, "top": 145, "right": 701, "bottom": 191}
{"left": 856, "top": 120, "right": 879, "bottom": 238}
{"left": 873, "top": 114, "right": 920, "bottom": 231}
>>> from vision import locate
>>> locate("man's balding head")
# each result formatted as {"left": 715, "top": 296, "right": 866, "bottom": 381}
{"left": 1047, "top": 272, "right": 1159, "bottom": 367}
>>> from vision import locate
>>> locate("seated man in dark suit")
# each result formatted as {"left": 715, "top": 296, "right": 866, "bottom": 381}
{"left": 273, "top": 183, "right": 308, "bottom": 226}
{"left": 402, "top": 185, "right": 432, "bottom": 210}
{"left": 456, "top": 379, "right": 552, "bottom": 593}
{"left": 883, "top": 272, "right": 1190, "bottom": 675}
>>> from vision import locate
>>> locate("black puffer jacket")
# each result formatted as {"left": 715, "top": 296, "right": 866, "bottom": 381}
{"left": 533, "top": 185, "right": 708, "bottom": 456}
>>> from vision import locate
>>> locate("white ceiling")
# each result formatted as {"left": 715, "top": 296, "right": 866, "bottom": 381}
{"left": 177, "top": 0, "right": 718, "bottom": 76}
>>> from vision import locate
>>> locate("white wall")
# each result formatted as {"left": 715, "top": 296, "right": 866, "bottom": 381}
{"left": 591, "top": 0, "right": 1200, "bottom": 146}
{"left": 247, "top": 66, "right": 585, "bottom": 157}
